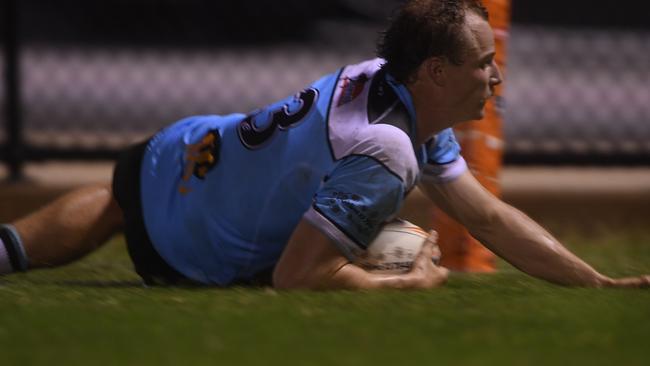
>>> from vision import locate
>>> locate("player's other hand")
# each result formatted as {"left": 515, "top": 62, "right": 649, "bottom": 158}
{"left": 602, "top": 275, "right": 650, "bottom": 288}
{"left": 408, "top": 230, "right": 448, "bottom": 288}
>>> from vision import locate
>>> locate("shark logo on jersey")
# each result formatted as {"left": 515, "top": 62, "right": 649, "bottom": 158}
{"left": 337, "top": 74, "right": 368, "bottom": 107}
{"left": 179, "top": 130, "right": 221, "bottom": 195}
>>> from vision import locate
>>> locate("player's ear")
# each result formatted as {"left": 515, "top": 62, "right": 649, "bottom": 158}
{"left": 425, "top": 57, "right": 446, "bottom": 86}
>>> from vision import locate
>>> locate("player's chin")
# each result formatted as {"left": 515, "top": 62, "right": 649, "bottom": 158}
{"left": 474, "top": 101, "right": 488, "bottom": 119}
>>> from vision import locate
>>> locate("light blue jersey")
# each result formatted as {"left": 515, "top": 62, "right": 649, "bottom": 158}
{"left": 140, "top": 59, "right": 467, "bottom": 285}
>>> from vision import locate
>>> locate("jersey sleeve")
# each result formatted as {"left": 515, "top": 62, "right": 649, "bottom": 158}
{"left": 303, "top": 155, "right": 406, "bottom": 260}
{"left": 422, "top": 128, "right": 468, "bottom": 184}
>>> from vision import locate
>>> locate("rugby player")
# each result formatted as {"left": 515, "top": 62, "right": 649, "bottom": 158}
{"left": 1, "top": 0, "right": 648, "bottom": 289}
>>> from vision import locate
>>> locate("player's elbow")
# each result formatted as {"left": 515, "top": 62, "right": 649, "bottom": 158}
{"left": 273, "top": 263, "right": 347, "bottom": 290}
{"left": 272, "top": 266, "right": 297, "bottom": 289}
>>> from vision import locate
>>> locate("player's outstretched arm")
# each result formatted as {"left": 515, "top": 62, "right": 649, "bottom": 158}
{"left": 419, "top": 170, "right": 650, "bottom": 288}
{"left": 273, "top": 219, "right": 448, "bottom": 290}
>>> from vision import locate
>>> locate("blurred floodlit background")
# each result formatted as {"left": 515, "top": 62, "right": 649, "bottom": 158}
{"left": 0, "top": 0, "right": 649, "bottom": 228}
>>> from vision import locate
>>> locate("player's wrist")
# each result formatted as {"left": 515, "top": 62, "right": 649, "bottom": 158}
{"left": 363, "top": 270, "right": 421, "bottom": 289}
{"left": 594, "top": 275, "right": 615, "bottom": 288}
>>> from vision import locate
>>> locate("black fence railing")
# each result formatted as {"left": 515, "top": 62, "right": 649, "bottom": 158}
{"left": 2, "top": 0, "right": 23, "bottom": 179}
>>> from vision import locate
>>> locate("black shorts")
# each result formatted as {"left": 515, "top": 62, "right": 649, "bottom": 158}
{"left": 112, "top": 140, "right": 275, "bottom": 287}
{"left": 112, "top": 140, "right": 196, "bottom": 286}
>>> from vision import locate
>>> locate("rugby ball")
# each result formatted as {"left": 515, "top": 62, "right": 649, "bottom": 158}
{"left": 356, "top": 219, "right": 439, "bottom": 273}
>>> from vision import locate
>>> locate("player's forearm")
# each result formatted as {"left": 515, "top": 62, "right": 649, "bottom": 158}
{"left": 471, "top": 203, "right": 609, "bottom": 287}
{"left": 275, "top": 262, "right": 439, "bottom": 290}
{"left": 422, "top": 172, "right": 648, "bottom": 288}
{"left": 326, "top": 263, "right": 441, "bottom": 290}
{"left": 274, "top": 218, "right": 447, "bottom": 290}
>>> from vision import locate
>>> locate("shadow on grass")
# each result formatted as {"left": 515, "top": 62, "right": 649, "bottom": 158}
{"left": 53, "top": 279, "right": 259, "bottom": 289}
{"left": 54, "top": 279, "right": 146, "bottom": 288}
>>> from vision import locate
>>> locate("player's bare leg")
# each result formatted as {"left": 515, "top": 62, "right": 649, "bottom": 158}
{"left": 0, "top": 184, "right": 123, "bottom": 273}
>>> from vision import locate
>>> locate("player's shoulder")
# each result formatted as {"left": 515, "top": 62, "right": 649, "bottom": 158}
{"left": 360, "top": 123, "right": 419, "bottom": 186}
{"left": 339, "top": 58, "right": 384, "bottom": 82}
{"left": 326, "top": 58, "right": 418, "bottom": 187}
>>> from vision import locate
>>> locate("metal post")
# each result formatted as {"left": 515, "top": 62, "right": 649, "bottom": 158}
{"left": 4, "top": 0, "right": 24, "bottom": 180}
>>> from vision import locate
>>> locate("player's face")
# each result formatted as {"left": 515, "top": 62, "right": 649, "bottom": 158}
{"left": 445, "top": 14, "right": 502, "bottom": 122}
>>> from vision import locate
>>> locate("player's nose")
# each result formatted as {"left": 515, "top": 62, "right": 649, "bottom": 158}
{"left": 490, "top": 61, "right": 503, "bottom": 87}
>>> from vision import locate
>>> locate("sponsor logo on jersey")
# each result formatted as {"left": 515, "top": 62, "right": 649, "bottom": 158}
{"left": 325, "top": 191, "right": 378, "bottom": 241}
{"left": 337, "top": 74, "right": 368, "bottom": 107}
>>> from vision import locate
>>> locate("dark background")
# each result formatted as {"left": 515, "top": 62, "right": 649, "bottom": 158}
{"left": 6, "top": 0, "right": 650, "bottom": 46}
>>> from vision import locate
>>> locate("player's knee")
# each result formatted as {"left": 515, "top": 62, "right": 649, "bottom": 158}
{"left": 103, "top": 185, "right": 124, "bottom": 230}
{"left": 89, "top": 183, "right": 124, "bottom": 230}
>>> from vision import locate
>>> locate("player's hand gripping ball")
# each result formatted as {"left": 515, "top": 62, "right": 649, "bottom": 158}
{"left": 357, "top": 219, "right": 440, "bottom": 274}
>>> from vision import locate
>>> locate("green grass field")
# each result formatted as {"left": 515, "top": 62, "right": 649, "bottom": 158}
{"left": 1, "top": 231, "right": 650, "bottom": 366}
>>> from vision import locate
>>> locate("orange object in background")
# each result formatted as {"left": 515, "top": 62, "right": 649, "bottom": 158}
{"left": 431, "top": 0, "right": 511, "bottom": 273}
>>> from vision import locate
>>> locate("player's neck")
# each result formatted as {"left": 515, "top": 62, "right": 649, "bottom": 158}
{"left": 407, "top": 84, "right": 454, "bottom": 144}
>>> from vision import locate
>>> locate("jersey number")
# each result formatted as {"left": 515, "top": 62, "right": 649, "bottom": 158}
{"left": 237, "top": 88, "right": 318, "bottom": 149}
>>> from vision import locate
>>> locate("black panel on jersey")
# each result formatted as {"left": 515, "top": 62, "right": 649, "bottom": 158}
{"left": 367, "top": 69, "right": 411, "bottom": 135}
